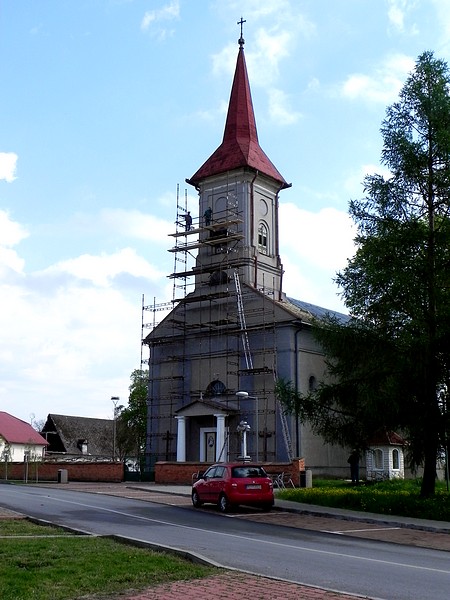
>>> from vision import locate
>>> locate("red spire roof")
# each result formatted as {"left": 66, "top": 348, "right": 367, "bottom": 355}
{"left": 188, "top": 43, "right": 289, "bottom": 188}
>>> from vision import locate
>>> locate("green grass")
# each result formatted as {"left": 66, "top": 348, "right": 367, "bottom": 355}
{"left": 277, "top": 478, "right": 450, "bottom": 521}
{"left": 0, "top": 519, "right": 218, "bottom": 600}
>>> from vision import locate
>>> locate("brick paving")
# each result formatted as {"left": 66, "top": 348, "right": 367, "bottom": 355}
{"left": 119, "top": 572, "right": 360, "bottom": 600}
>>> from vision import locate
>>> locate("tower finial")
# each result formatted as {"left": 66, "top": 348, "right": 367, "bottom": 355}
{"left": 237, "top": 17, "right": 246, "bottom": 48}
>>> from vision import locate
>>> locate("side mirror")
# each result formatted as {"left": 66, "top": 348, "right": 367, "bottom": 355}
{"left": 193, "top": 470, "right": 205, "bottom": 482}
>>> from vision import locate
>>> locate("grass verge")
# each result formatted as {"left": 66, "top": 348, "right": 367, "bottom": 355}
{"left": 0, "top": 518, "right": 218, "bottom": 600}
{"left": 277, "top": 478, "right": 450, "bottom": 521}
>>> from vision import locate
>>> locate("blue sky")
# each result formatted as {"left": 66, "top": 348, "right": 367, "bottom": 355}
{"left": 1, "top": 0, "right": 448, "bottom": 424}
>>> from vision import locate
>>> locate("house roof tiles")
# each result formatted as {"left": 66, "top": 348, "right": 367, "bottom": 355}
{"left": 42, "top": 414, "right": 113, "bottom": 455}
{"left": 0, "top": 411, "right": 48, "bottom": 446}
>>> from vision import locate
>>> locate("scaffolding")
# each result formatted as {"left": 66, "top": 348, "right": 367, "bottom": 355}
{"left": 142, "top": 182, "right": 291, "bottom": 464}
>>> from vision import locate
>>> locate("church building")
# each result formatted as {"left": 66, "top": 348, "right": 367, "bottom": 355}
{"left": 143, "top": 28, "right": 349, "bottom": 478}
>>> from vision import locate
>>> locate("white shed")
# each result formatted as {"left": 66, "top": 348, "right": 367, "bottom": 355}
{"left": 365, "top": 431, "right": 406, "bottom": 481}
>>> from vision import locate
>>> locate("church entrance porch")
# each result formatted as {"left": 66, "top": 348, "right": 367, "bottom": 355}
{"left": 174, "top": 399, "right": 237, "bottom": 463}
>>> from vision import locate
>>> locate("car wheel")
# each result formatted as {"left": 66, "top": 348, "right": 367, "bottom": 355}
{"left": 218, "top": 493, "right": 232, "bottom": 513}
{"left": 192, "top": 490, "right": 202, "bottom": 508}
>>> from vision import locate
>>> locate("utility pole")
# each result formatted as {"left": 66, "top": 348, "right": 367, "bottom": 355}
{"left": 111, "top": 396, "right": 120, "bottom": 460}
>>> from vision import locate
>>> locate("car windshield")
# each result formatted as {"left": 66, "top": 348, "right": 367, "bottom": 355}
{"left": 231, "top": 466, "right": 267, "bottom": 478}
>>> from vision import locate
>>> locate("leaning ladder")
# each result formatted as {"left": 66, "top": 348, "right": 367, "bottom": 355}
{"left": 277, "top": 397, "right": 293, "bottom": 462}
{"left": 273, "top": 355, "right": 293, "bottom": 461}
{"left": 234, "top": 270, "right": 293, "bottom": 461}
{"left": 234, "top": 271, "right": 253, "bottom": 370}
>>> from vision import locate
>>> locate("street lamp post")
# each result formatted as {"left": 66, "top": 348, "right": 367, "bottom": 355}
{"left": 236, "top": 391, "right": 259, "bottom": 462}
{"left": 111, "top": 396, "right": 119, "bottom": 461}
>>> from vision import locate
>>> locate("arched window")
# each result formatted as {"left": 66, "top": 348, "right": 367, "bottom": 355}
{"left": 308, "top": 376, "right": 317, "bottom": 391}
{"left": 374, "top": 448, "right": 383, "bottom": 469}
{"left": 258, "top": 222, "right": 268, "bottom": 254}
{"left": 205, "top": 380, "right": 226, "bottom": 397}
{"left": 392, "top": 448, "right": 400, "bottom": 470}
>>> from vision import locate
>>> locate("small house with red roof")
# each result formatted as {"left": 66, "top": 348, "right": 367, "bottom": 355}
{"left": 365, "top": 430, "right": 406, "bottom": 481}
{"left": 0, "top": 411, "right": 48, "bottom": 462}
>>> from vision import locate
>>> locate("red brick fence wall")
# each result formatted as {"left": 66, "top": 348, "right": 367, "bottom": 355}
{"left": 155, "top": 458, "right": 306, "bottom": 486}
{"left": 1, "top": 461, "right": 123, "bottom": 482}
{"left": 1, "top": 458, "right": 305, "bottom": 485}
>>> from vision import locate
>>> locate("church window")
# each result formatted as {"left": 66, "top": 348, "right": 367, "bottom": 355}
{"left": 392, "top": 448, "right": 400, "bottom": 470}
{"left": 308, "top": 376, "right": 317, "bottom": 391}
{"left": 205, "top": 379, "right": 226, "bottom": 397}
{"left": 374, "top": 448, "right": 383, "bottom": 469}
{"left": 258, "top": 222, "right": 268, "bottom": 254}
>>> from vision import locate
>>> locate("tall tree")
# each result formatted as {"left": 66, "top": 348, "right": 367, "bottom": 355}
{"left": 116, "top": 369, "right": 148, "bottom": 468}
{"left": 279, "top": 52, "right": 450, "bottom": 497}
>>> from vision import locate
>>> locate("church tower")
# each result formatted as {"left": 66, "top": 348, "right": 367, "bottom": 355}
{"left": 185, "top": 26, "right": 290, "bottom": 300}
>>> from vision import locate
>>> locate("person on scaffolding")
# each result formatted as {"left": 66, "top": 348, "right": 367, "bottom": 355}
{"left": 184, "top": 211, "right": 192, "bottom": 231}
{"left": 203, "top": 206, "right": 212, "bottom": 226}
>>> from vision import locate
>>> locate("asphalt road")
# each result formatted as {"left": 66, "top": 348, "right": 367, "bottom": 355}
{"left": 1, "top": 483, "right": 450, "bottom": 600}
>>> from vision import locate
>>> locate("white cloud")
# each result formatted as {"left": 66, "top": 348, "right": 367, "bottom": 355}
{"left": 0, "top": 152, "right": 18, "bottom": 183}
{"left": 224, "top": 0, "right": 289, "bottom": 20}
{"left": 0, "top": 209, "right": 171, "bottom": 422}
{"left": 0, "top": 247, "right": 25, "bottom": 276}
{"left": 431, "top": 0, "right": 450, "bottom": 56}
{"left": 0, "top": 210, "right": 29, "bottom": 246}
{"left": 307, "top": 77, "right": 320, "bottom": 92}
{"left": 99, "top": 209, "right": 173, "bottom": 243}
{"left": 141, "top": 0, "right": 180, "bottom": 35}
{"left": 250, "top": 28, "right": 291, "bottom": 85}
{"left": 0, "top": 278, "right": 141, "bottom": 421}
{"left": 39, "top": 247, "right": 164, "bottom": 287}
{"left": 341, "top": 53, "right": 415, "bottom": 104}
{"left": 0, "top": 210, "right": 28, "bottom": 276}
{"left": 343, "top": 163, "right": 392, "bottom": 197}
{"left": 387, "top": 0, "right": 419, "bottom": 35}
{"left": 387, "top": 0, "right": 406, "bottom": 31}
{"left": 280, "top": 204, "right": 355, "bottom": 269}
{"left": 267, "top": 88, "right": 302, "bottom": 125}
{"left": 211, "top": 2, "right": 314, "bottom": 87}
{"left": 279, "top": 203, "right": 355, "bottom": 311}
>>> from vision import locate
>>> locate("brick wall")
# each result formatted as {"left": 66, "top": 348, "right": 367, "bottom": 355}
{"left": 2, "top": 461, "right": 123, "bottom": 482}
{"left": 155, "top": 458, "right": 305, "bottom": 485}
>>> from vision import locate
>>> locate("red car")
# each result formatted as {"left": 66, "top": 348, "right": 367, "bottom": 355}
{"left": 192, "top": 463, "right": 274, "bottom": 512}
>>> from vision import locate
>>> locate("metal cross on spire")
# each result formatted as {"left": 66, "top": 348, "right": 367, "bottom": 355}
{"left": 237, "top": 17, "right": 246, "bottom": 48}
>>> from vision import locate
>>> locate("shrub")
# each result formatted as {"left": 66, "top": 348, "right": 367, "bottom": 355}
{"left": 277, "top": 479, "right": 450, "bottom": 520}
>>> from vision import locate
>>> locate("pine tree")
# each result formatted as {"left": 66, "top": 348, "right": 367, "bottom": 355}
{"left": 278, "top": 52, "right": 450, "bottom": 497}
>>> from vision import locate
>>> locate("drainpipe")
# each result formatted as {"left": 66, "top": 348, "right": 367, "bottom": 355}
{"left": 294, "top": 323, "right": 303, "bottom": 458}
{"left": 274, "top": 182, "right": 285, "bottom": 300}
{"left": 250, "top": 170, "right": 258, "bottom": 287}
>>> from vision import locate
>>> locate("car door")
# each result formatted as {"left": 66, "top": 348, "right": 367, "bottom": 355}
{"left": 199, "top": 466, "right": 217, "bottom": 502}
{"left": 208, "top": 465, "right": 226, "bottom": 503}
